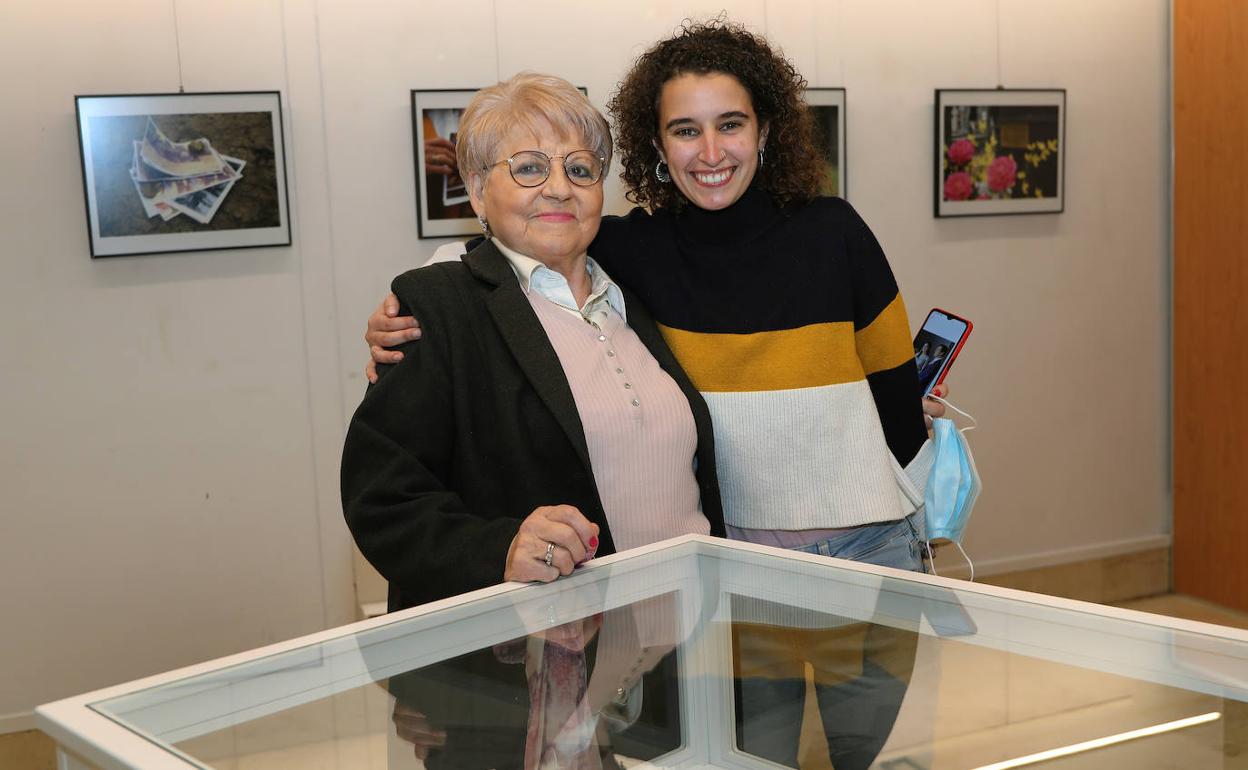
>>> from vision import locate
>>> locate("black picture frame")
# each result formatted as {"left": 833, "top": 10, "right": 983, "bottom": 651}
{"left": 934, "top": 88, "right": 1066, "bottom": 218}
{"left": 74, "top": 91, "right": 291, "bottom": 257}
{"left": 411, "top": 86, "right": 592, "bottom": 239}
{"left": 411, "top": 89, "right": 481, "bottom": 239}
{"left": 804, "top": 87, "right": 847, "bottom": 199}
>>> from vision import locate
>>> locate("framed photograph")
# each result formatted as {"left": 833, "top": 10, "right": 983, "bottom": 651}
{"left": 805, "top": 88, "right": 847, "bottom": 199}
{"left": 411, "top": 86, "right": 589, "bottom": 239}
{"left": 74, "top": 91, "right": 291, "bottom": 258}
{"left": 411, "top": 89, "right": 482, "bottom": 239}
{"left": 934, "top": 89, "right": 1065, "bottom": 218}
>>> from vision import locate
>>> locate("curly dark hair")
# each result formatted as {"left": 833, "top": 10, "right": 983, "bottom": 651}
{"left": 606, "top": 18, "right": 824, "bottom": 212}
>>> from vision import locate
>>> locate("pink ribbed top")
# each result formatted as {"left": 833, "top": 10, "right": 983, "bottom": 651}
{"left": 527, "top": 292, "right": 708, "bottom": 552}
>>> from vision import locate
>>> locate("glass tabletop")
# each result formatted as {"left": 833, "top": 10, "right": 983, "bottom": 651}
{"left": 44, "top": 537, "right": 1248, "bottom": 769}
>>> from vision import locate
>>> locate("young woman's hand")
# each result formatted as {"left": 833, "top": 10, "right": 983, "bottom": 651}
{"left": 364, "top": 292, "right": 421, "bottom": 383}
{"left": 922, "top": 383, "right": 948, "bottom": 430}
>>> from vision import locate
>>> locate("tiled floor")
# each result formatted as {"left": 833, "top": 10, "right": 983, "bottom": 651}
{"left": 6, "top": 594, "right": 1246, "bottom": 770}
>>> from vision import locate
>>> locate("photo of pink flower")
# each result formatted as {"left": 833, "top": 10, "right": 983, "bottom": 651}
{"left": 943, "top": 171, "right": 974, "bottom": 201}
{"left": 947, "top": 138, "right": 975, "bottom": 166}
{"left": 987, "top": 155, "right": 1019, "bottom": 193}
{"left": 936, "top": 90, "right": 1064, "bottom": 217}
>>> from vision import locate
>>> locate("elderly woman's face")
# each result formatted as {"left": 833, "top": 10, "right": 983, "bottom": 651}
{"left": 470, "top": 126, "right": 603, "bottom": 265}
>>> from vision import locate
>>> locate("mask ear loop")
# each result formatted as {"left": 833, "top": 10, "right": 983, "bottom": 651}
{"left": 926, "top": 394, "right": 978, "bottom": 432}
{"left": 923, "top": 541, "right": 975, "bottom": 581}
{"left": 923, "top": 541, "right": 939, "bottom": 576}
{"left": 955, "top": 542, "right": 974, "bottom": 582}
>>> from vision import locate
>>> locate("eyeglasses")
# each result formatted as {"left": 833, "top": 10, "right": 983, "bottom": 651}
{"left": 489, "top": 150, "right": 606, "bottom": 188}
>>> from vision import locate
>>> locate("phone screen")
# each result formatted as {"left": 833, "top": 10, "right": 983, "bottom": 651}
{"left": 913, "top": 309, "right": 971, "bottom": 396}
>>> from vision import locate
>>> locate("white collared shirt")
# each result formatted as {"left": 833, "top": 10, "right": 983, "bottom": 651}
{"left": 491, "top": 238, "right": 627, "bottom": 327}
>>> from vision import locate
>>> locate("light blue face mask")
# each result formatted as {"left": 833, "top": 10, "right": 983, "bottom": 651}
{"left": 923, "top": 397, "right": 981, "bottom": 579}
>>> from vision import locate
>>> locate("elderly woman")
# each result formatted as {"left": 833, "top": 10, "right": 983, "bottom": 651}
{"left": 341, "top": 72, "right": 723, "bottom": 613}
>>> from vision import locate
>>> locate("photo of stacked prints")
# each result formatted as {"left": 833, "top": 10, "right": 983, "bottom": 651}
{"left": 76, "top": 92, "right": 291, "bottom": 257}
{"left": 128, "top": 118, "right": 247, "bottom": 226}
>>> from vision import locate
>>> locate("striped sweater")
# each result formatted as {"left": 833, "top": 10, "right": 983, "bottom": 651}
{"left": 592, "top": 185, "right": 930, "bottom": 531}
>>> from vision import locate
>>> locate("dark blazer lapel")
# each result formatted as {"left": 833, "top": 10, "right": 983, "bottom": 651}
{"left": 464, "top": 242, "right": 595, "bottom": 477}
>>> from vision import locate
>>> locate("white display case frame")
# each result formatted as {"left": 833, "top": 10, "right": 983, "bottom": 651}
{"left": 37, "top": 535, "right": 1248, "bottom": 770}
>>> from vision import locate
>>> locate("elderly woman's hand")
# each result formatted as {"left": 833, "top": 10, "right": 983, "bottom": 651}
{"left": 538, "top": 614, "right": 603, "bottom": 652}
{"left": 505, "top": 505, "right": 600, "bottom": 584}
{"left": 364, "top": 292, "right": 422, "bottom": 383}
{"left": 391, "top": 702, "right": 447, "bottom": 761}
{"left": 922, "top": 383, "right": 948, "bottom": 429}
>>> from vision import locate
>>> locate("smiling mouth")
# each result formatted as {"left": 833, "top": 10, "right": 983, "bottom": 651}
{"left": 690, "top": 167, "right": 736, "bottom": 187}
{"left": 535, "top": 212, "right": 575, "bottom": 222}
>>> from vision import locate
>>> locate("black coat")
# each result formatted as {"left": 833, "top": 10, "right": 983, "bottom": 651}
{"left": 341, "top": 240, "right": 724, "bottom": 611}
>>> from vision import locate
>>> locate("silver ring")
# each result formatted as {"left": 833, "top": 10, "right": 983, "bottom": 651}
{"left": 544, "top": 542, "right": 556, "bottom": 567}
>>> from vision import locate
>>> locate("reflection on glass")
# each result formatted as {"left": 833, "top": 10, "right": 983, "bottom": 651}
{"left": 84, "top": 543, "right": 1248, "bottom": 770}
{"left": 382, "top": 594, "right": 682, "bottom": 769}
{"left": 730, "top": 595, "right": 919, "bottom": 769}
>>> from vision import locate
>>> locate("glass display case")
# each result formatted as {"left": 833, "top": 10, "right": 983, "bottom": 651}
{"left": 37, "top": 535, "right": 1248, "bottom": 769}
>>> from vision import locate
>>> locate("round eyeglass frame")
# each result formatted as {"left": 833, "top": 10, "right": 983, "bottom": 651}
{"left": 488, "top": 150, "right": 607, "bottom": 188}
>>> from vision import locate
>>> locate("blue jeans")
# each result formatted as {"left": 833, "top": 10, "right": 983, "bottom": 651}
{"left": 733, "top": 513, "right": 925, "bottom": 769}
{"left": 792, "top": 511, "right": 927, "bottom": 572}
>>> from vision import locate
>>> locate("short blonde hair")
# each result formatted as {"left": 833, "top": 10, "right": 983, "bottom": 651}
{"left": 457, "top": 72, "right": 612, "bottom": 191}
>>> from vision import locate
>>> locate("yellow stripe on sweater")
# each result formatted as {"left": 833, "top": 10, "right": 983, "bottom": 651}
{"left": 657, "top": 322, "right": 864, "bottom": 392}
{"left": 855, "top": 294, "right": 914, "bottom": 376}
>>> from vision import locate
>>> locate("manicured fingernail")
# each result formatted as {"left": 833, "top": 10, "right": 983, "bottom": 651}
{"left": 589, "top": 536, "right": 598, "bottom": 548}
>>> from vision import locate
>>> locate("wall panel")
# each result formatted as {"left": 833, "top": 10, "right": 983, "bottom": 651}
{"left": 1172, "top": 0, "right": 1248, "bottom": 612}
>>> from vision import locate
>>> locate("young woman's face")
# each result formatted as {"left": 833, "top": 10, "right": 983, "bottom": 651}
{"left": 656, "top": 71, "right": 768, "bottom": 211}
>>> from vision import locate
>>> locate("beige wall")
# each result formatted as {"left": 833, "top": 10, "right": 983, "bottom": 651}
{"left": 0, "top": 0, "right": 1170, "bottom": 727}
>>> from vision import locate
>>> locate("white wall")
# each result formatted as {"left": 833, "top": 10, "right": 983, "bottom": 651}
{"left": 0, "top": 0, "right": 355, "bottom": 728}
{"left": 0, "top": 0, "right": 1169, "bottom": 725}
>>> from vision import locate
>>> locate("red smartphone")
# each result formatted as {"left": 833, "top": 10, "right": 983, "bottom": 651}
{"left": 913, "top": 308, "right": 972, "bottom": 396}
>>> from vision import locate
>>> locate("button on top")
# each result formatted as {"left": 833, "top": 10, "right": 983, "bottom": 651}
{"left": 607, "top": 350, "right": 615, "bottom": 357}
{"left": 598, "top": 335, "right": 607, "bottom": 342}
{"left": 631, "top": 398, "right": 639, "bottom": 406}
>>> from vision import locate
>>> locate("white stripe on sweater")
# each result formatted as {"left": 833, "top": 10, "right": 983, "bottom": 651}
{"left": 704, "top": 381, "right": 922, "bottom": 530}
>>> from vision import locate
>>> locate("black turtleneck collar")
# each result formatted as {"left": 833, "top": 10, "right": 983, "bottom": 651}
{"left": 673, "top": 181, "right": 786, "bottom": 247}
